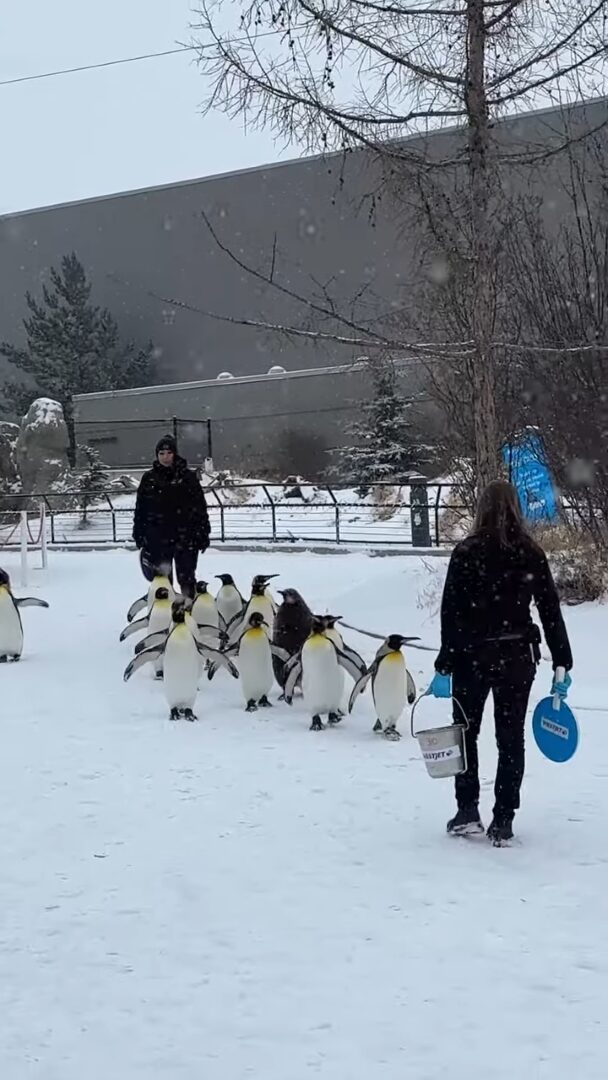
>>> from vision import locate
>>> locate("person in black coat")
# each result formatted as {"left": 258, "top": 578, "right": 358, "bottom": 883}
{"left": 133, "top": 435, "right": 210, "bottom": 600}
{"left": 429, "top": 480, "right": 573, "bottom": 844}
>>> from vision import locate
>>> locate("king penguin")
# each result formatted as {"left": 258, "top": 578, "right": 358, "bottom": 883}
{"left": 0, "top": 568, "right": 49, "bottom": 661}
{"left": 120, "top": 586, "right": 172, "bottom": 678}
{"left": 210, "top": 611, "right": 290, "bottom": 712}
{"left": 284, "top": 616, "right": 366, "bottom": 731}
{"left": 124, "top": 603, "right": 238, "bottom": 721}
{"left": 272, "top": 588, "right": 312, "bottom": 692}
{"left": 191, "top": 581, "right": 221, "bottom": 648}
{"left": 348, "top": 634, "right": 418, "bottom": 740}
{"left": 126, "top": 574, "right": 175, "bottom": 623}
{"left": 226, "top": 574, "right": 279, "bottom": 644}
{"left": 215, "top": 574, "right": 244, "bottom": 629}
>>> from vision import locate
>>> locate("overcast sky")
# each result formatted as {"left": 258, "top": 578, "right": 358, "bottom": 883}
{"left": 0, "top": 1, "right": 292, "bottom": 215}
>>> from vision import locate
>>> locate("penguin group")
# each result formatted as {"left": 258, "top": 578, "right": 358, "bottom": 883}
{"left": 120, "top": 570, "right": 419, "bottom": 738}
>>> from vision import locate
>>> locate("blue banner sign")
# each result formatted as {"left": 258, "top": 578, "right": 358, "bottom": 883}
{"left": 501, "top": 432, "right": 558, "bottom": 524}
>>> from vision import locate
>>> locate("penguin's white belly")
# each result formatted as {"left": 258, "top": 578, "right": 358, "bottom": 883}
{"left": 163, "top": 633, "right": 200, "bottom": 709}
{"left": 302, "top": 643, "right": 342, "bottom": 714}
{"left": 239, "top": 634, "right": 273, "bottom": 701}
{"left": 193, "top": 598, "right": 219, "bottom": 629}
{"left": 0, "top": 593, "right": 23, "bottom": 657}
{"left": 247, "top": 595, "right": 274, "bottom": 636}
{"left": 373, "top": 658, "right": 406, "bottom": 725}
{"left": 217, "top": 588, "right": 242, "bottom": 626}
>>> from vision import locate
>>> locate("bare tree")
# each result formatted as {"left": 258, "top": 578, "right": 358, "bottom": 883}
{"left": 191, "top": 0, "right": 607, "bottom": 487}
{"left": 505, "top": 133, "right": 608, "bottom": 545}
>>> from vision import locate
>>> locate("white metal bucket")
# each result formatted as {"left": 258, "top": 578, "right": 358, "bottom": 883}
{"left": 411, "top": 695, "right": 469, "bottom": 779}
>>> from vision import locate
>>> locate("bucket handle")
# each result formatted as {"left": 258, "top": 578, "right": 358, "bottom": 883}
{"left": 410, "top": 692, "right": 469, "bottom": 739}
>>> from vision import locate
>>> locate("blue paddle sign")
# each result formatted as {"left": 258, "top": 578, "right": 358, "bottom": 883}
{"left": 532, "top": 696, "right": 579, "bottom": 763}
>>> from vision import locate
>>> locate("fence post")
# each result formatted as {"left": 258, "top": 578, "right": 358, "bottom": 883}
{"left": 326, "top": 486, "right": 340, "bottom": 543}
{"left": 433, "top": 485, "right": 443, "bottom": 547}
{"left": 209, "top": 487, "right": 225, "bottom": 543}
{"left": 262, "top": 486, "right": 276, "bottom": 542}
{"left": 410, "top": 479, "right": 431, "bottom": 547}
{"left": 172, "top": 416, "right": 179, "bottom": 445}
{"left": 20, "top": 511, "right": 28, "bottom": 587}
{"left": 206, "top": 418, "right": 214, "bottom": 462}
{"left": 39, "top": 499, "right": 48, "bottom": 569}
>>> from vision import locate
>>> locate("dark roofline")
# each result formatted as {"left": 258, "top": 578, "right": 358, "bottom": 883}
{"left": 2, "top": 93, "right": 606, "bottom": 222}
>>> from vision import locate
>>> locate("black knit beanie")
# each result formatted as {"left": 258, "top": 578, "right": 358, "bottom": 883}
{"left": 156, "top": 434, "right": 177, "bottom": 456}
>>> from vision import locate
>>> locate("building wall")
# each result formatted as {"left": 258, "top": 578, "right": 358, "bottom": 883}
{"left": 1, "top": 98, "right": 606, "bottom": 393}
{"left": 73, "top": 362, "right": 436, "bottom": 479}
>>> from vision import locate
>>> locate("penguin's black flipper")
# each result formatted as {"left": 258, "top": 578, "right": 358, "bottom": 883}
{"left": 14, "top": 597, "right": 49, "bottom": 609}
{"left": 406, "top": 669, "right": 417, "bottom": 705}
{"left": 339, "top": 642, "right": 367, "bottom": 677}
{"left": 119, "top": 615, "right": 149, "bottom": 641}
{"left": 124, "top": 646, "right": 163, "bottom": 681}
{"left": 283, "top": 658, "right": 303, "bottom": 705}
{"left": 135, "top": 629, "right": 169, "bottom": 655}
{"left": 127, "top": 595, "right": 147, "bottom": 623}
{"left": 270, "top": 644, "right": 290, "bottom": 662}
{"left": 196, "top": 641, "right": 239, "bottom": 679}
{"left": 335, "top": 645, "right": 367, "bottom": 683}
{"left": 348, "top": 666, "right": 374, "bottom": 713}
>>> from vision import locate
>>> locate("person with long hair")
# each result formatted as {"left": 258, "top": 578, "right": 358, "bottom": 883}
{"left": 428, "top": 480, "right": 573, "bottom": 845}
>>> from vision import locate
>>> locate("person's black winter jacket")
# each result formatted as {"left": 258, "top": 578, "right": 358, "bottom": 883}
{"left": 133, "top": 456, "right": 210, "bottom": 555}
{"left": 436, "top": 532, "right": 572, "bottom": 674}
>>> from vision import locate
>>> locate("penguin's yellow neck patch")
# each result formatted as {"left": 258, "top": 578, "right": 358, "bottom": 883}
{"left": 386, "top": 650, "right": 405, "bottom": 665}
{"left": 172, "top": 623, "right": 189, "bottom": 640}
{"left": 307, "top": 633, "right": 329, "bottom": 648}
{"left": 245, "top": 627, "right": 266, "bottom": 639}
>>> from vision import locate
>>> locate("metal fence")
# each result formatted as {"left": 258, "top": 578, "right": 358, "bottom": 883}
{"left": 0, "top": 483, "right": 468, "bottom": 550}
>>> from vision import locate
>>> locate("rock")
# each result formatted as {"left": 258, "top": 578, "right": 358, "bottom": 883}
{"left": 109, "top": 474, "right": 138, "bottom": 493}
{"left": 16, "top": 398, "right": 71, "bottom": 499}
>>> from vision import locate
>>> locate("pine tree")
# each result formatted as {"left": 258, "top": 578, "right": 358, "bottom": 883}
{"left": 78, "top": 445, "right": 110, "bottom": 527}
{"left": 335, "top": 359, "right": 424, "bottom": 492}
{"left": 1, "top": 253, "right": 154, "bottom": 462}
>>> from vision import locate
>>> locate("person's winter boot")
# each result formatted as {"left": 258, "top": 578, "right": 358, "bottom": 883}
{"left": 446, "top": 805, "right": 484, "bottom": 836}
{"left": 487, "top": 817, "right": 514, "bottom": 847}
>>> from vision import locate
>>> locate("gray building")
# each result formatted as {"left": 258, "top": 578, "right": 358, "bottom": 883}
{"left": 1, "top": 96, "right": 606, "bottom": 474}
{"left": 72, "top": 359, "right": 432, "bottom": 477}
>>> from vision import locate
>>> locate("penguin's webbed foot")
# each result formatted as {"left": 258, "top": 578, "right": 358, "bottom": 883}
{"left": 169, "top": 708, "right": 180, "bottom": 722}
{"left": 246, "top": 700, "right": 258, "bottom": 713}
{"left": 384, "top": 725, "right": 401, "bottom": 741}
{"left": 183, "top": 709, "right": 198, "bottom": 722}
{"left": 373, "top": 719, "right": 383, "bottom": 733}
{"left": 10, "top": 655, "right": 20, "bottom": 663}
{"left": 327, "top": 711, "right": 342, "bottom": 725}
{"left": 258, "top": 695, "right": 272, "bottom": 708}
{"left": 310, "top": 715, "right": 325, "bottom": 731}
{"left": 154, "top": 671, "right": 163, "bottom": 681}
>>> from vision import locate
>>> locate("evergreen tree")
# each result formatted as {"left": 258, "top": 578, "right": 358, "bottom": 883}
{"left": 335, "top": 359, "right": 425, "bottom": 492}
{"left": 1, "top": 253, "right": 154, "bottom": 462}
{"left": 78, "top": 444, "right": 110, "bottom": 526}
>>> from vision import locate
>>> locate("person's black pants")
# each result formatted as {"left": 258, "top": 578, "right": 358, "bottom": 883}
{"left": 452, "top": 651, "right": 536, "bottom": 823}
{"left": 140, "top": 546, "right": 199, "bottom": 600}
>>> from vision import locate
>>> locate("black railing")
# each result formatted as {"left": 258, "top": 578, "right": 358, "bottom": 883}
{"left": 0, "top": 482, "right": 468, "bottom": 549}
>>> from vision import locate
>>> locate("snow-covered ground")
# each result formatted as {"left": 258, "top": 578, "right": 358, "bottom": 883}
{"left": 1, "top": 547, "right": 607, "bottom": 1079}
